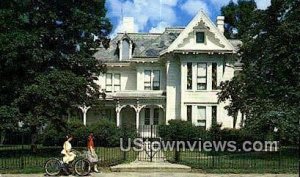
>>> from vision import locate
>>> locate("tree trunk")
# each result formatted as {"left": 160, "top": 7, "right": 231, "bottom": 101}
{"left": 30, "top": 126, "right": 38, "bottom": 153}
{"left": 241, "top": 112, "right": 245, "bottom": 128}
{"left": 0, "top": 130, "right": 5, "bottom": 145}
{"left": 233, "top": 112, "right": 238, "bottom": 129}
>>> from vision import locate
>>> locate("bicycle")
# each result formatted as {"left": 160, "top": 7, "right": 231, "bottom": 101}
{"left": 44, "top": 149, "right": 91, "bottom": 176}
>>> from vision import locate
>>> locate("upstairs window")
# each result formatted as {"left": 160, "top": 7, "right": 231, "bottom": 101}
{"left": 187, "top": 63, "right": 193, "bottom": 90}
{"left": 105, "top": 73, "right": 112, "bottom": 92}
{"left": 196, "top": 32, "right": 205, "bottom": 43}
{"left": 212, "top": 63, "right": 218, "bottom": 90}
{"left": 144, "top": 70, "right": 160, "bottom": 90}
{"left": 153, "top": 70, "right": 160, "bottom": 90}
{"left": 114, "top": 74, "right": 121, "bottom": 91}
{"left": 144, "top": 70, "right": 152, "bottom": 90}
{"left": 197, "top": 63, "right": 207, "bottom": 90}
{"left": 121, "top": 39, "right": 130, "bottom": 60}
{"left": 106, "top": 73, "right": 121, "bottom": 92}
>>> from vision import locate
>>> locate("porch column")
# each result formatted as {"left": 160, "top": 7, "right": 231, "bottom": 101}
{"left": 116, "top": 106, "right": 121, "bottom": 127}
{"left": 79, "top": 105, "right": 91, "bottom": 126}
{"left": 131, "top": 104, "right": 143, "bottom": 132}
{"left": 135, "top": 108, "right": 142, "bottom": 132}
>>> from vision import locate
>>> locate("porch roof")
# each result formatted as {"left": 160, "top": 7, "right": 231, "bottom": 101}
{"left": 105, "top": 90, "right": 166, "bottom": 99}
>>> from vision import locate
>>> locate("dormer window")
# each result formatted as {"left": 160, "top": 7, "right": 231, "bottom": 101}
{"left": 121, "top": 39, "right": 130, "bottom": 60}
{"left": 119, "top": 34, "right": 134, "bottom": 61}
{"left": 196, "top": 32, "right": 205, "bottom": 43}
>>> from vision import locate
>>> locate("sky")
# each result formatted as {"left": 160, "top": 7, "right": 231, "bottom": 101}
{"left": 105, "top": 0, "right": 271, "bottom": 35}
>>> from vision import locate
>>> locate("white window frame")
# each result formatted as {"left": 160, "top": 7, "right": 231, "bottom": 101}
{"left": 195, "top": 106, "right": 206, "bottom": 128}
{"left": 197, "top": 63, "right": 207, "bottom": 90}
{"left": 105, "top": 73, "right": 121, "bottom": 92}
{"left": 144, "top": 70, "right": 160, "bottom": 90}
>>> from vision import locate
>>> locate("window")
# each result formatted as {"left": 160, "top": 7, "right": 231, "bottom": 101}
{"left": 106, "top": 73, "right": 121, "bottom": 92}
{"left": 212, "top": 63, "right": 218, "bottom": 90}
{"left": 153, "top": 108, "right": 159, "bottom": 125}
{"left": 153, "top": 70, "right": 160, "bottom": 90}
{"left": 197, "top": 63, "right": 207, "bottom": 90}
{"left": 144, "top": 70, "right": 160, "bottom": 90}
{"left": 196, "top": 32, "right": 205, "bottom": 43}
{"left": 144, "top": 70, "right": 151, "bottom": 90}
{"left": 187, "top": 105, "right": 192, "bottom": 122}
{"left": 105, "top": 73, "right": 112, "bottom": 92}
{"left": 187, "top": 63, "right": 193, "bottom": 90}
{"left": 212, "top": 106, "right": 217, "bottom": 125}
{"left": 114, "top": 74, "right": 121, "bottom": 91}
{"left": 196, "top": 106, "right": 206, "bottom": 127}
{"left": 144, "top": 108, "right": 150, "bottom": 125}
{"left": 121, "top": 39, "right": 130, "bottom": 60}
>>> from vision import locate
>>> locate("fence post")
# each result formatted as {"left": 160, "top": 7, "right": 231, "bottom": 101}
{"left": 122, "top": 130, "right": 127, "bottom": 161}
{"left": 21, "top": 133, "right": 24, "bottom": 169}
{"left": 150, "top": 125, "right": 153, "bottom": 162}
{"left": 278, "top": 141, "right": 281, "bottom": 169}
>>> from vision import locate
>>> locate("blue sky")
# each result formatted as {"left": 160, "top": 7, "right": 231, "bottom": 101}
{"left": 105, "top": 0, "right": 271, "bottom": 35}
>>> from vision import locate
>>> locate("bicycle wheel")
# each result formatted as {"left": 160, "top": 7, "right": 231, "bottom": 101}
{"left": 74, "top": 158, "right": 91, "bottom": 176}
{"left": 44, "top": 158, "right": 62, "bottom": 176}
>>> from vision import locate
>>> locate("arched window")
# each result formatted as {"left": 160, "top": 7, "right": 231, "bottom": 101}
{"left": 121, "top": 39, "right": 130, "bottom": 60}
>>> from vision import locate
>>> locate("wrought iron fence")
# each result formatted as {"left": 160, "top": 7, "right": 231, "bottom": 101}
{"left": 0, "top": 133, "right": 138, "bottom": 172}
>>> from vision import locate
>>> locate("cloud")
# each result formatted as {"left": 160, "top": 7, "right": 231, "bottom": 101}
{"left": 107, "top": 0, "right": 178, "bottom": 35}
{"left": 180, "top": 0, "right": 210, "bottom": 16}
{"left": 149, "top": 21, "right": 169, "bottom": 33}
{"left": 107, "top": 0, "right": 271, "bottom": 36}
{"left": 256, "top": 0, "right": 271, "bottom": 10}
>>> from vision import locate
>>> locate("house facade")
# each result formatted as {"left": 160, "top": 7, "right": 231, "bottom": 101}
{"left": 84, "top": 11, "right": 243, "bottom": 132}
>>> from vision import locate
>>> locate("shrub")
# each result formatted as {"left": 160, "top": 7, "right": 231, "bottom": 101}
{"left": 41, "top": 123, "right": 66, "bottom": 146}
{"left": 158, "top": 119, "right": 207, "bottom": 141}
{"left": 89, "top": 119, "right": 122, "bottom": 147}
{"left": 42, "top": 119, "right": 90, "bottom": 146}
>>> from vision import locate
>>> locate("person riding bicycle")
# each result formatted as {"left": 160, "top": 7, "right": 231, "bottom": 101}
{"left": 61, "top": 135, "right": 76, "bottom": 164}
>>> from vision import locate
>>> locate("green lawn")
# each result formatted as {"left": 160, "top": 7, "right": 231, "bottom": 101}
{"left": 0, "top": 145, "right": 138, "bottom": 174}
{"left": 0, "top": 145, "right": 298, "bottom": 174}
{"left": 170, "top": 147, "right": 298, "bottom": 173}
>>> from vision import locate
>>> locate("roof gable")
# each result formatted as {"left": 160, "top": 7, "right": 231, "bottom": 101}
{"left": 163, "top": 10, "right": 235, "bottom": 54}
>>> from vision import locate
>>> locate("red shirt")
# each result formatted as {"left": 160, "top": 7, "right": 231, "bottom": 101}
{"left": 87, "top": 136, "right": 94, "bottom": 149}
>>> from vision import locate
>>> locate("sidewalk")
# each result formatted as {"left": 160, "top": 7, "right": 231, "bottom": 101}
{"left": 0, "top": 173, "right": 298, "bottom": 177}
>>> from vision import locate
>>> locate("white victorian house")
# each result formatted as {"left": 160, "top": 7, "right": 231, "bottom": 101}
{"left": 81, "top": 10, "right": 243, "bottom": 132}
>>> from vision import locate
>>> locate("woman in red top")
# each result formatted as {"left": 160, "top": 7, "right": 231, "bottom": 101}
{"left": 87, "top": 133, "right": 99, "bottom": 172}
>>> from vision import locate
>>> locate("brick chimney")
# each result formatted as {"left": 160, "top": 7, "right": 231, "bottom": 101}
{"left": 121, "top": 17, "right": 135, "bottom": 33}
{"left": 217, "top": 16, "right": 225, "bottom": 34}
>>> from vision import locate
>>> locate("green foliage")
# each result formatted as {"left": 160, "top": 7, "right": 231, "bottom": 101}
{"left": 42, "top": 118, "right": 132, "bottom": 147}
{"left": 158, "top": 120, "right": 207, "bottom": 141}
{"left": 219, "top": 0, "right": 300, "bottom": 145}
{"left": 221, "top": 0, "right": 258, "bottom": 38}
{"left": 89, "top": 119, "right": 134, "bottom": 147}
{"left": 0, "top": 0, "right": 112, "bottom": 145}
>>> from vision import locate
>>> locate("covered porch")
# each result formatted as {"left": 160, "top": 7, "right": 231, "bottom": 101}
{"left": 78, "top": 97, "right": 166, "bottom": 137}
{"left": 115, "top": 99, "right": 166, "bottom": 137}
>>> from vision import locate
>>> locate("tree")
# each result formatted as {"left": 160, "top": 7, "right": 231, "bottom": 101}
{"left": 221, "top": 0, "right": 258, "bottom": 39}
{"left": 219, "top": 0, "right": 300, "bottom": 144}
{"left": 0, "top": 0, "right": 112, "bottom": 149}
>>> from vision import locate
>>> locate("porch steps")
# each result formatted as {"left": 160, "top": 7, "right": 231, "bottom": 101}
{"left": 110, "top": 161, "right": 191, "bottom": 172}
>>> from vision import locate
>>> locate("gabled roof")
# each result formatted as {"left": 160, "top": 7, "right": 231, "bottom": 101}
{"left": 162, "top": 10, "right": 236, "bottom": 54}
{"left": 94, "top": 11, "right": 241, "bottom": 62}
{"left": 94, "top": 28, "right": 181, "bottom": 61}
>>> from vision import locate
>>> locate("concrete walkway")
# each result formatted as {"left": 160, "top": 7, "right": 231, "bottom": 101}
{"left": 110, "top": 161, "right": 191, "bottom": 172}
{"left": 0, "top": 173, "right": 297, "bottom": 177}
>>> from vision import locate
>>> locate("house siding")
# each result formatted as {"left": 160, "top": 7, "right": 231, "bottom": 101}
{"left": 166, "top": 56, "right": 181, "bottom": 122}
